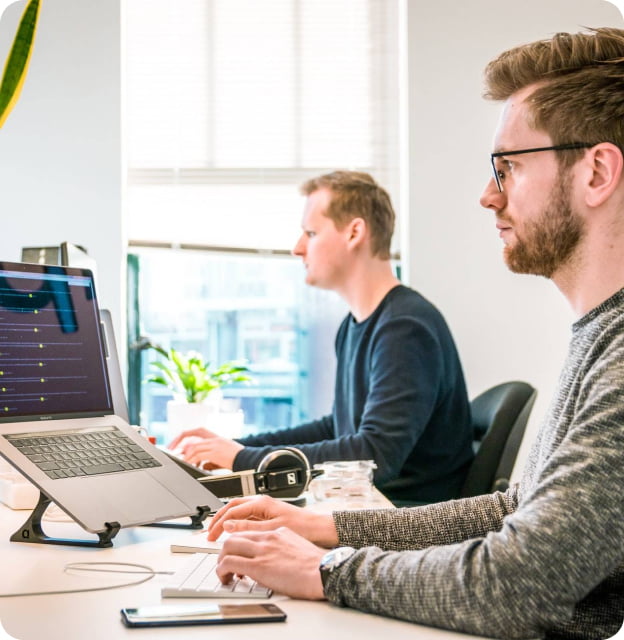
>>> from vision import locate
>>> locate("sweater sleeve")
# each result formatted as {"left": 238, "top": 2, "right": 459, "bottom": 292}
{"left": 232, "top": 416, "right": 334, "bottom": 471}
{"left": 333, "top": 486, "right": 518, "bottom": 550}
{"left": 323, "top": 369, "right": 624, "bottom": 638}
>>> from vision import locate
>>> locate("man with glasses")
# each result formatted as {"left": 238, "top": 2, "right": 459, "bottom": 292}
{"left": 202, "top": 27, "right": 624, "bottom": 640}
{"left": 489, "top": 141, "right": 599, "bottom": 278}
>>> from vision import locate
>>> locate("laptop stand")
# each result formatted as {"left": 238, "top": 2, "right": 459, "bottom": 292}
{"left": 142, "top": 505, "right": 212, "bottom": 530}
{"left": 10, "top": 492, "right": 213, "bottom": 547}
{"left": 10, "top": 490, "right": 120, "bottom": 548}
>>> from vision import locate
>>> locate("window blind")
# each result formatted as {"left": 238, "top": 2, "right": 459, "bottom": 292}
{"left": 125, "top": 0, "right": 400, "bottom": 251}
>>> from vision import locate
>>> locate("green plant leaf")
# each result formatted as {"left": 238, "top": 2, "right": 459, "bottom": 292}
{"left": 149, "top": 361, "right": 176, "bottom": 383}
{"left": 144, "top": 344, "right": 253, "bottom": 404}
{"left": 0, "top": 0, "right": 41, "bottom": 128}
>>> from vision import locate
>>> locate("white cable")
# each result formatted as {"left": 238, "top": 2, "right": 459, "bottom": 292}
{"left": 65, "top": 561, "right": 173, "bottom": 576}
{"left": 0, "top": 562, "right": 173, "bottom": 598}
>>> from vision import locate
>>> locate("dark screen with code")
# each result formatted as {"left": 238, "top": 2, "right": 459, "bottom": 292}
{"left": 0, "top": 263, "right": 112, "bottom": 421}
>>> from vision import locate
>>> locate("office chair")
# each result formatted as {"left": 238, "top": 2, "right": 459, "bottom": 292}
{"left": 459, "top": 381, "right": 537, "bottom": 498}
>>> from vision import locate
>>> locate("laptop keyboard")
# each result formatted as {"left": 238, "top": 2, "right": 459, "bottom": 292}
{"left": 6, "top": 425, "right": 162, "bottom": 479}
{"left": 162, "top": 553, "right": 273, "bottom": 599}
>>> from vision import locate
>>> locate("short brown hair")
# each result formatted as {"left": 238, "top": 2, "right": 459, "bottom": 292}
{"left": 484, "top": 27, "right": 624, "bottom": 168}
{"left": 300, "top": 170, "right": 395, "bottom": 259}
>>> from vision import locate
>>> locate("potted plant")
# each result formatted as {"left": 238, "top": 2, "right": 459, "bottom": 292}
{"left": 146, "top": 345, "right": 252, "bottom": 437}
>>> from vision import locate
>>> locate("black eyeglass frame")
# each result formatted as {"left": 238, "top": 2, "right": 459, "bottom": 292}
{"left": 490, "top": 142, "right": 595, "bottom": 192}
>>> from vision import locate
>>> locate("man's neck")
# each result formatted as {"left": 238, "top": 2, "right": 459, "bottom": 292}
{"left": 554, "top": 229, "right": 624, "bottom": 317}
{"left": 555, "top": 270, "right": 624, "bottom": 319}
{"left": 338, "top": 261, "right": 401, "bottom": 322}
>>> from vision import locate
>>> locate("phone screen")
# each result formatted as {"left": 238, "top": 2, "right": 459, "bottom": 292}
{"left": 121, "top": 603, "right": 287, "bottom": 627}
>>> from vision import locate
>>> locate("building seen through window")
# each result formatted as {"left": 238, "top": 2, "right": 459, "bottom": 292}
{"left": 130, "top": 248, "right": 347, "bottom": 442}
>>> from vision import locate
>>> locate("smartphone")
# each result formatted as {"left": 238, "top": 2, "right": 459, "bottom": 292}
{"left": 120, "top": 603, "right": 287, "bottom": 628}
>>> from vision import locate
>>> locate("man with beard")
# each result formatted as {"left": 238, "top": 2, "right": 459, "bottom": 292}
{"left": 202, "top": 27, "right": 624, "bottom": 640}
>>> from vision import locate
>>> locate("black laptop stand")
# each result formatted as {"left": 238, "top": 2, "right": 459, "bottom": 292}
{"left": 10, "top": 491, "right": 120, "bottom": 548}
{"left": 142, "top": 506, "right": 211, "bottom": 531}
{"left": 10, "top": 490, "right": 213, "bottom": 548}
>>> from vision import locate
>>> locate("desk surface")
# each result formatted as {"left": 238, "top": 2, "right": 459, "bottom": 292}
{"left": 0, "top": 493, "right": 488, "bottom": 640}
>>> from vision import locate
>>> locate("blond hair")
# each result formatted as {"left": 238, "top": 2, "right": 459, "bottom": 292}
{"left": 484, "top": 27, "right": 624, "bottom": 167}
{"left": 300, "top": 171, "right": 395, "bottom": 259}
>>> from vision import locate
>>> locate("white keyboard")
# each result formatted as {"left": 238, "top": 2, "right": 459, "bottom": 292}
{"left": 162, "top": 553, "right": 272, "bottom": 599}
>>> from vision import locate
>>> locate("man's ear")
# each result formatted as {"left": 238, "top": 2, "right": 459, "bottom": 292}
{"left": 346, "top": 217, "right": 367, "bottom": 249}
{"left": 584, "top": 143, "right": 624, "bottom": 208}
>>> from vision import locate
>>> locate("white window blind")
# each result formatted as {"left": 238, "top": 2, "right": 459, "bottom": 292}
{"left": 125, "top": 0, "right": 400, "bottom": 251}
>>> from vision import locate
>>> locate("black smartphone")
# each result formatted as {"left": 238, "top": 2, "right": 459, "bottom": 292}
{"left": 120, "top": 603, "right": 287, "bottom": 628}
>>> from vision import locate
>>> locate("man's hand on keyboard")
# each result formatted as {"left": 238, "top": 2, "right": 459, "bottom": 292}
{"left": 208, "top": 495, "right": 339, "bottom": 548}
{"left": 167, "top": 428, "right": 243, "bottom": 470}
{"left": 216, "top": 526, "right": 326, "bottom": 601}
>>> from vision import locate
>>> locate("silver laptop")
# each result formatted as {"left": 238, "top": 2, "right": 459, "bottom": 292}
{"left": 99, "top": 308, "right": 130, "bottom": 423}
{"left": 0, "top": 261, "right": 222, "bottom": 539}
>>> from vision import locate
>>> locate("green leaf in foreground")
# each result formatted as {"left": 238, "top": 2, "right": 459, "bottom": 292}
{"left": 0, "top": 0, "right": 41, "bottom": 128}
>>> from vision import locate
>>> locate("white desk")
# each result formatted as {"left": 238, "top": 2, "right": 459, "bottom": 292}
{"left": 0, "top": 494, "right": 488, "bottom": 640}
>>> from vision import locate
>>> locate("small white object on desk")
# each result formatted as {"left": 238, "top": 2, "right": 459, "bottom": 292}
{"left": 0, "top": 469, "right": 39, "bottom": 510}
{"left": 309, "top": 459, "right": 377, "bottom": 502}
{"left": 170, "top": 533, "right": 224, "bottom": 554}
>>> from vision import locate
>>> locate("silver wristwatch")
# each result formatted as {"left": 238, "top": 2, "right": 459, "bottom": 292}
{"left": 319, "top": 546, "right": 356, "bottom": 590}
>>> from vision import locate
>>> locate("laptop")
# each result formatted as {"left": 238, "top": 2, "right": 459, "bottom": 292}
{"left": 0, "top": 261, "right": 223, "bottom": 538}
{"left": 99, "top": 308, "right": 130, "bottom": 423}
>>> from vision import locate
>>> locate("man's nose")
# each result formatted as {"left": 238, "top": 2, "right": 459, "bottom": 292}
{"left": 292, "top": 235, "right": 306, "bottom": 256}
{"left": 479, "top": 177, "right": 506, "bottom": 212}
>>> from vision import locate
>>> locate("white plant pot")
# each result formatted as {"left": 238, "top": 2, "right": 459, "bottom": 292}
{"left": 166, "top": 391, "right": 244, "bottom": 439}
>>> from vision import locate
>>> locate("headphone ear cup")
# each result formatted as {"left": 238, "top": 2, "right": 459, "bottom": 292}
{"left": 256, "top": 447, "right": 311, "bottom": 498}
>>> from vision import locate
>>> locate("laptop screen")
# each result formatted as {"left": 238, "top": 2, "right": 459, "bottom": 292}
{"left": 0, "top": 262, "right": 113, "bottom": 422}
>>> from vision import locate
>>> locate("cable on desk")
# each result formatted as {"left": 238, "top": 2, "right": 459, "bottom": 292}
{"left": 65, "top": 561, "right": 173, "bottom": 577}
{"left": 0, "top": 562, "right": 173, "bottom": 598}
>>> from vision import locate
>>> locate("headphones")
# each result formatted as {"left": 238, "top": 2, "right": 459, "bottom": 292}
{"left": 198, "top": 447, "right": 317, "bottom": 501}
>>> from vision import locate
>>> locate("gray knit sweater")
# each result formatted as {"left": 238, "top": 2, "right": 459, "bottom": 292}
{"left": 325, "top": 288, "right": 624, "bottom": 639}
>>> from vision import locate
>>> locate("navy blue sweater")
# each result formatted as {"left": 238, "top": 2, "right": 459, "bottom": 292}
{"left": 233, "top": 285, "right": 473, "bottom": 503}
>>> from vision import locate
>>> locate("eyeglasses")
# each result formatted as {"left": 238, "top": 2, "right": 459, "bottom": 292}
{"left": 490, "top": 142, "right": 595, "bottom": 192}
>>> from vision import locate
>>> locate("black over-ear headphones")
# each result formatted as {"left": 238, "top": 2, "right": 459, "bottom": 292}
{"left": 197, "top": 447, "right": 318, "bottom": 501}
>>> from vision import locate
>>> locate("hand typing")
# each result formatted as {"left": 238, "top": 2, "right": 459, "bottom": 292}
{"left": 216, "top": 527, "right": 326, "bottom": 600}
{"left": 167, "top": 428, "right": 244, "bottom": 470}
{"left": 208, "top": 495, "right": 339, "bottom": 548}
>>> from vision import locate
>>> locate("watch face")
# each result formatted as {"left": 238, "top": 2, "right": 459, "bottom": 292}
{"left": 320, "top": 547, "right": 356, "bottom": 591}
{"left": 321, "top": 547, "right": 356, "bottom": 573}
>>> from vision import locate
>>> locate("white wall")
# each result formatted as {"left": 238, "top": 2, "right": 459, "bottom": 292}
{"left": 404, "top": 0, "right": 623, "bottom": 476}
{"left": 0, "top": 0, "right": 124, "bottom": 340}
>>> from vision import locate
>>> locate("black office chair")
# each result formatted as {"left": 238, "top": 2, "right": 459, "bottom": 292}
{"left": 459, "top": 381, "right": 537, "bottom": 498}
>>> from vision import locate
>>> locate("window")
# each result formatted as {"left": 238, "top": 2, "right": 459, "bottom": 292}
{"left": 129, "top": 248, "right": 348, "bottom": 442}
{"left": 125, "top": 0, "right": 401, "bottom": 438}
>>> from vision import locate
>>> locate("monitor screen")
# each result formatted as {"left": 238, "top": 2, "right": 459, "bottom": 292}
{"left": 0, "top": 262, "right": 113, "bottom": 422}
